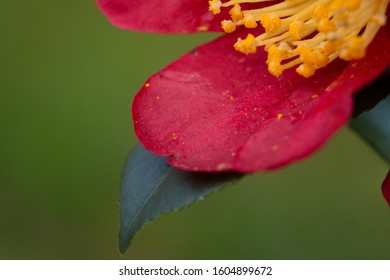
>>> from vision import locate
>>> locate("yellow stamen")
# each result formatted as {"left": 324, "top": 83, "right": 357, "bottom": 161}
{"left": 221, "top": 20, "right": 237, "bottom": 33}
{"left": 312, "top": 3, "right": 329, "bottom": 21}
{"left": 234, "top": 34, "right": 257, "bottom": 54}
{"left": 289, "top": 20, "right": 304, "bottom": 39}
{"left": 296, "top": 63, "right": 316, "bottom": 78}
{"left": 268, "top": 60, "right": 284, "bottom": 78}
{"left": 339, "top": 36, "right": 367, "bottom": 60}
{"left": 208, "top": 0, "right": 222, "bottom": 14}
{"left": 347, "top": 0, "right": 361, "bottom": 11}
{"left": 243, "top": 14, "right": 258, "bottom": 28}
{"left": 329, "top": 0, "right": 344, "bottom": 11}
{"left": 229, "top": 4, "right": 244, "bottom": 22}
{"left": 209, "top": 0, "right": 389, "bottom": 78}
{"left": 317, "top": 18, "right": 337, "bottom": 33}
{"left": 267, "top": 44, "right": 288, "bottom": 62}
{"left": 260, "top": 14, "right": 282, "bottom": 33}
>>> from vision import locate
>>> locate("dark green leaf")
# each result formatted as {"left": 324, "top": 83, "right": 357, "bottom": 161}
{"left": 352, "top": 67, "right": 390, "bottom": 117}
{"left": 119, "top": 144, "right": 242, "bottom": 254}
{"left": 350, "top": 96, "right": 390, "bottom": 164}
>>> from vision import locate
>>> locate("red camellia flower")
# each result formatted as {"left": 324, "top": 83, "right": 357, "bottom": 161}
{"left": 98, "top": 0, "right": 390, "bottom": 173}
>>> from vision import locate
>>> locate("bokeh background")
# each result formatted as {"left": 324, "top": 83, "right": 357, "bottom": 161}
{"left": 1, "top": 0, "right": 389, "bottom": 259}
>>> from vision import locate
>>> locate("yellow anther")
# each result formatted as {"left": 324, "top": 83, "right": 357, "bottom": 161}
{"left": 339, "top": 37, "right": 366, "bottom": 61}
{"left": 351, "top": 36, "right": 365, "bottom": 45}
{"left": 334, "top": 12, "right": 348, "bottom": 22}
{"left": 208, "top": 0, "right": 222, "bottom": 15}
{"left": 296, "top": 63, "right": 315, "bottom": 78}
{"left": 297, "top": 44, "right": 311, "bottom": 56}
{"left": 221, "top": 20, "right": 236, "bottom": 33}
{"left": 234, "top": 34, "right": 257, "bottom": 55}
{"left": 243, "top": 14, "right": 258, "bottom": 29}
{"left": 277, "top": 113, "right": 283, "bottom": 120}
{"left": 267, "top": 44, "right": 287, "bottom": 62}
{"left": 267, "top": 60, "right": 284, "bottom": 78}
{"left": 279, "top": 41, "right": 292, "bottom": 52}
{"left": 339, "top": 47, "right": 366, "bottom": 61}
{"left": 347, "top": 0, "right": 360, "bottom": 11}
{"left": 312, "top": 4, "right": 329, "bottom": 21}
{"left": 317, "top": 18, "right": 337, "bottom": 33}
{"left": 329, "top": 0, "right": 344, "bottom": 11}
{"left": 260, "top": 14, "right": 282, "bottom": 34}
{"left": 297, "top": 45, "right": 317, "bottom": 65}
{"left": 229, "top": 4, "right": 243, "bottom": 22}
{"left": 313, "top": 51, "right": 330, "bottom": 68}
{"left": 289, "top": 21, "right": 304, "bottom": 40}
{"left": 319, "top": 40, "right": 342, "bottom": 55}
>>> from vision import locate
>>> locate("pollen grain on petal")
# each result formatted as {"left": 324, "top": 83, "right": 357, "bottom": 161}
{"left": 197, "top": 25, "right": 210, "bottom": 31}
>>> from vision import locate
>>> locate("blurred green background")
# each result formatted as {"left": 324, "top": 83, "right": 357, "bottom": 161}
{"left": 0, "top": 0, "right": 389, "bottom": 259}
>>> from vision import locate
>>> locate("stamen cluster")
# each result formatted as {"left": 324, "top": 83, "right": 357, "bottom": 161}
{"left": 209, "top": 0, "right": 389, "bottom": 78}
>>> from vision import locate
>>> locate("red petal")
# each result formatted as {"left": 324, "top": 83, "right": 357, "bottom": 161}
{"left": 97, "top": 0, "right": 223, "bottom": 33}
{"left": 382, "top": 170, "right": 390, "bottom": 207}
{"left": 133, "top": 27, "right": 390, "bottom": 172}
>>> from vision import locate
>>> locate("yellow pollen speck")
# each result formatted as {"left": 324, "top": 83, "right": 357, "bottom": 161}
{"left": 197, "top": 25, "right": 209, "bottom": 31}
{"left": 145, "top": 83, "right": 150, "bottom": 88}
{"left": 277, "top": 113, "right": 283, "bottom": 120}
{"left": 217, "top": 163, "right": 230, "bottom": 170}
{"left": 209, "top": 0, "right": 389, "bottom": 78}
{"left": 271, "top": 144, "right": 280, "bottom": 151}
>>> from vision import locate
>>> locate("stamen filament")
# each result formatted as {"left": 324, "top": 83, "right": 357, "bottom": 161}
{"left": 209, "top": 0, "right": 389, "bottom": 77}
